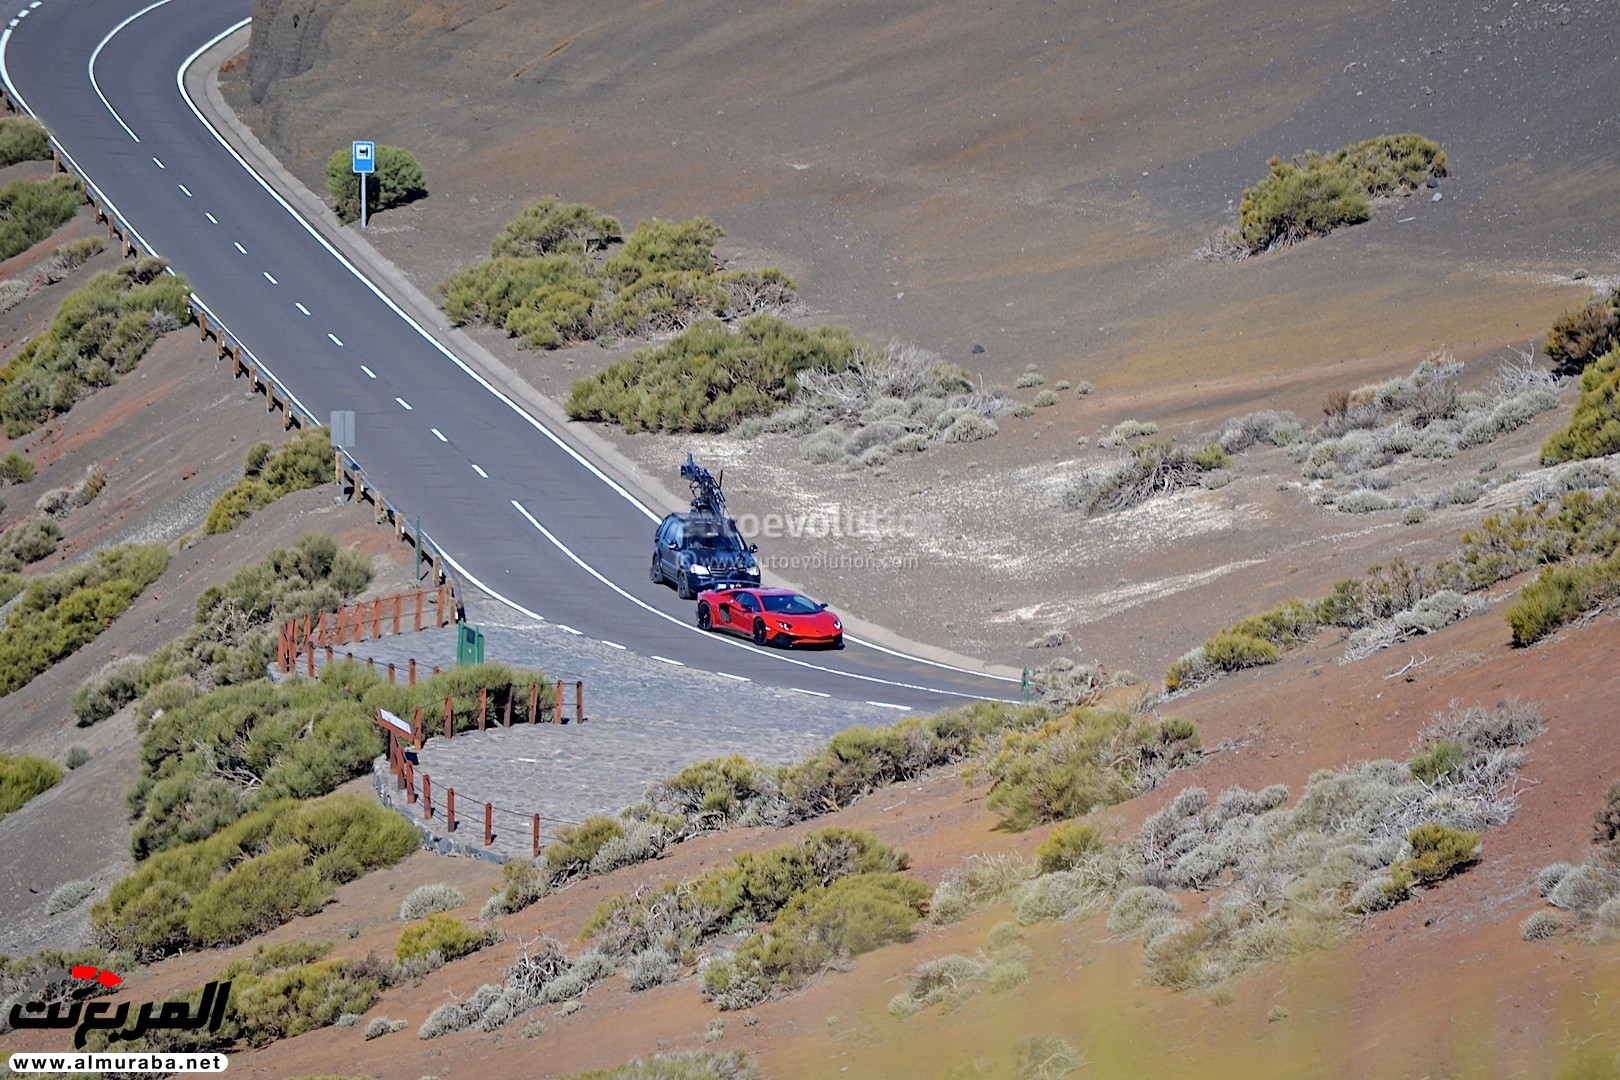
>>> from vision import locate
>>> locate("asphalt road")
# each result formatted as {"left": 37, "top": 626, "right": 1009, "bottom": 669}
{"left": 0, "top": 0, "right": 1018, "bottom": 709}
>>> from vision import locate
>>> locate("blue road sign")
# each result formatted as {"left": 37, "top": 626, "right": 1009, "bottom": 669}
{"left": 352, "top": 141, "right": 375, "bottom": 174}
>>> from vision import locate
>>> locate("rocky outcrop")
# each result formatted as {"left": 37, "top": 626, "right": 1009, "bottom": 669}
{"left": 246, "top": 0, "right": 339, "bottom": 105}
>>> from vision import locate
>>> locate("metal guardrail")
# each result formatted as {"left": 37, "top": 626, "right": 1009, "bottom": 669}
{"left": 0, "top": 87, "right": 466, "bottom": 617}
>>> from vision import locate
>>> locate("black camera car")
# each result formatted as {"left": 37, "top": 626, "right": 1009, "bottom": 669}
{"left": 651, "top": 455, "right": 760, "bottom": 600}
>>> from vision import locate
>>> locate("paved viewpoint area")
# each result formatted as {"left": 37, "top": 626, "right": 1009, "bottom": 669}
{"left": 336, "top": 600, "right": 930, "bottom": 859}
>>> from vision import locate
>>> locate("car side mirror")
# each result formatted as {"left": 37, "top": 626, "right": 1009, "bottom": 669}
{"left": 665, "top": 541, "right": 678, "bottom": 550}
{"left": 819, "top": 602, "right": 828, "bottom": 610}
{"left": 749, "top": 543, "right": 758, "bottom": 553}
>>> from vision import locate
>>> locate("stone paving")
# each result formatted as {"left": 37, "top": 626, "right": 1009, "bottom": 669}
{"left": 325, "top": 599, "right": 916, "bottom": 860}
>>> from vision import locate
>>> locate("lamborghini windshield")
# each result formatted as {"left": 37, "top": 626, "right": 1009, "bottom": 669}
{"left": 761, "top": 593, "right": 823, "bottom": 615}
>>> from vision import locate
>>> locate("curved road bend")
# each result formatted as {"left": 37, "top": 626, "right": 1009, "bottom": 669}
{"left": 1, "top": 0, "right": 1018, "bottom": 709}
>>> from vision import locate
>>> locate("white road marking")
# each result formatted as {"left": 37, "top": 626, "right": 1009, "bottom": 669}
{"left": 359, "top": 365, "right": 376, "bottom": 379}
{"left": 652, "top": 656, "right": 685, "bottom": 667}
{"left": 431, "top": 428, "right": 447, "bottom": 442}
{"left": 87, "top": 1, "right": 162, "bottom": 142}
{"left": 510, "top": 499, "right": 1007, "bottom": 701}
{"left": 557, "top": 624, "right": 583, "bottom": 636}
{"left": 151, "top": 156, "right": 164, "bottom": 169}
{"left": 295, "top": 302, "right": 310, "bottom": 316}
{"left": 232, "top": 241, "right": 246, "bottom": 254}
{"left": 471, "top": 464, "right": 488, "bottom": 478}
{"left": 865, "top": 701, "right": 912, "bottom": 711}
{"left": 204, "top": 212, "right": 217, "bottom": 223}
{"left": 327, "top": 332, "right": 344, "bottom": 346}
{"left": 602, "top": 640, "right": 626, "bottom": 651}
{"left": 715, "top": 672, "right": 749, "bottom": 682}
{"left": 262, "top": 272, "right": 277, "bottom": 284}
{"left": 395, "top": 396, "right": 412, "bottom": 410}
{"left": 177, "top": 183, "right": 191, "bottom": 197}
{"left": 789, "top": 687, "right": 832, "bottom": 698}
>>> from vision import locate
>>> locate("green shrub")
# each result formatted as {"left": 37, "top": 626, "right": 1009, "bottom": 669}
{"left": 1595, "top": 781, "right": 1620, "bottom": 847}
{"left": 490, "top": 200, "right": 622, "bottom": 258}
{"left": 44, "top": 879, "right": 96, "bottom": 915}
{"left": 1544, "top": 289, "right": 1620, "bottom": 375}
{"left": 0, "top": 544, "right": 168, "bottom": 698}
{"left": 1505, "top": 548, "right": 1620, "bottom": 646}
{"left": 558, "top": 1051, "right": 762, "bottom": 1080}
{"left": 91, "top": 793, "right": 419, "bottom": 959}
{"left": 0, "top": 117, "right": 50, "bottom": 168}
{"left": 0, "top": 174, "right": 81, "bottom": 261}
{"left": 1543, "top": 349, "right": 1620, "bottom": 464}
{"left": 567, "top": 315, "right": 860, "bottom": 433}
{"left": 63, "top": 744, "right": 90, "bottom": 769}
{"left": 1034, "top": 821, "right": 1104, "bottom": 873}
{"left": 0, "top": 450, "right": 35, "bottom": 484}
{"left": 399, "top": 883, "right": 464, "bottom": 921}
{"left": 71, "top": 654, "right": 145, "bottom": 726}
{"left": 605, "top": 216, "right": 724, "bottom": 287}
{"left": 396, "top": 912, "right": 494, "bottom": 963}
{"left": 702, "top": 873, "right": 930, "bottom": 1008}
{"left": 1386, "top": 823, "right": 1480, "bottom": 894}
{"left": 205, "top": 428, "right": 332, "bottom": 534}
{"left": 1233, "top": 135, "right": 1445, "bottom": 252}
{"left": 0, "top": 515, "right": 61, "bottom": 571}
{"left": 0, "top": 257, "right": 191, "bottom": 436}
{"left": 482, "top": 858, "right": 551, "bottom": 919}
{"left": 1408, "top": 739, "right": 1471, "bottom": 785}
{"left": 544, "top": 816, "right": 628, "bottom": 875}
{"left": 324, "top": 145, "right": 425, "bottom": 224}
{"left": 586, "top": 828, "right": 907, "bottom": 960}
{"left": 981, "top": 708, "right": 1200, "bottom": 831}
{"left": 0, "top": 753, "right": 62, "bottom": 816}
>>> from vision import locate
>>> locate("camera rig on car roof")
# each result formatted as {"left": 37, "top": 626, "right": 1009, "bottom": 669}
{"left": 681, "top": 453, "right": 731, "bottom": 520}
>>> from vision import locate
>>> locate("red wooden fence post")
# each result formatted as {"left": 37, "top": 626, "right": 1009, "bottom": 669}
{"left": 408, "top": 658, "right": 417, "bottom": 686}
{"left": 306, "top": 640, "right": 315, "bottom": 678}
{"left": 387, "top": 662, "right": 396, "bottom": 685}
{"left": 484, "top": 803, "right": 493, "bottom": 847}
{"left": 528, "top": 682, "right": 539, "bottom": 723}
{"left": 414, "top": 591, "right": 423, "bottom": 632}
{"left": 443, "top": 695, "right": 453, "bottom": 739}
{"left": 404, "top": 760, "right": 416, "bottom": 804}
{"left": 576, "top": 681, "right": 584, "bottom": 724}
{"left": 412, "top": 706, "right": 423, "bottom": 750}
{"left": 532, "top": 814, "right": 540, "bottom": 858}
{"left": 423, "top": 774, "right": 432, "bottom": 819}
{"left": 478, "top": 687, "right": 487, "bottom": 731}
{"left": 447, "top": 788, "right": 456, "bottom": 832}
{"left": 372, "top": 600, "right": 381, "bottom": 639}
{"left": 325, "top": 645, "right": 334, "bottom": 666}
{"left": 503, "top": 688, "right": 512, "bottom": 728}
{"left": 393, "top": 594, "right": 402, "bottom": 635}
{"left": 554, "top": 681, "right": 564, "bottom": 723}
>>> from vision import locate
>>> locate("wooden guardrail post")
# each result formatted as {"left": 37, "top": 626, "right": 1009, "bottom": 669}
{"left": 477, "top": 688, "right": 487, "bottom": 731}
{"left": 393, "top": 595, "right": 402, "bottom": 635}
{"left": 387, "top": 662, "right": 396, "bottom": 684}
{"left": 528, "top": 682, "right": 539, "bottom": 723}
{"left": 372, "top": 599, "right": 382, "bottom": 639}
{"left": 443, "top": 695, "right": 453, "bottom": 739}
{"left": 412, "top": 706, "right": 423, "bottom": 750}
{"left": 408, "top": 658, "right": 417, "bottom": 685}
{"left": 576, "top": 681, "right": 584, "bottom": 724}
{"left": 447, "top": 788, "right": 456, "bottom": 832}
{"left": 404, "top": 760, "right": 416, "bottom": 804}
{"left": 414, "top": 591, "right": 423, "bottom": 632}
{"left": 423, "top": 774, "right": 432, "bottom": 820}
{"left": 554, "top": 681, "right": 564, "bottom": 723}
{"left": 532, "top": 815, "right": 540, "bottom": 858}
{"left": 502, "top": 689, "right": 513, "bottom": 728}
{"left": 484, "top": 803, "right": 493, "bottom": 847}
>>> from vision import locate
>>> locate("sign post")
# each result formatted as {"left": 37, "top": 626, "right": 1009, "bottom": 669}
{"left": 352, "top": 141, "right": 375, "bottom": 228}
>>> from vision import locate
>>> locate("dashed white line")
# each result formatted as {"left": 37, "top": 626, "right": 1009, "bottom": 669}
{"left": 232, "top": 241, "right": 246, "bottom": 254}
{"left": 177, "top": 183, "right": 191, "bottom": 197}
{"left": 652, "top": 655, "right": 686, "bottom": 667}
{"left": 557, "top": 625, "right": 583, "bottom": 636}
{"left": 789, "top": 687, "right": 832, "bottom": 698}
{"left": 151, "top": 156, "right": 165, "bottom": 169}
{"left": 430, "top": 428, "right": 447, "bottom": 443}
{"left": 327, "top": 332, "right": 344, "bottom": 347}
{"left": 395, "top": 396, "right": 412, "bottom": 410}
{"left": 715, "top": 672, "right": 749, "bottom": 682}
{"left": 262, "top": 272, "right": 277, "bottom": 285}
{"left": 360, "top": 365, "right": 376, "bottom": 379}
{"left": 602, "top": 641, "right": 627, "bottom": 651}
{"left": 204, "top": 212, "right": 217, "bottom": 224}
{"left": 866, "top": 701, "right": 912, "bottom": 711}
{"left": 295, "top": 303, "right": 310, "bottom": 316}
{"left": 471, "top": 464, "right": 489, "bottom": 479}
